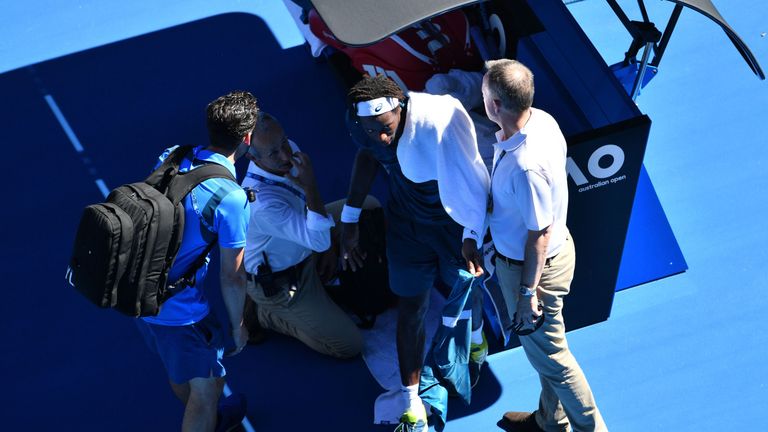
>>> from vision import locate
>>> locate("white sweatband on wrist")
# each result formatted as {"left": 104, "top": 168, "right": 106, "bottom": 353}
{"left": 356, "top": 97, "right": 400, "bottom": 117}
{"left": 340, "top": 204, "right": 363, "bottom": 223}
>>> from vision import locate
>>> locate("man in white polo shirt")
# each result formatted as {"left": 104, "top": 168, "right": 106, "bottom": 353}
{"left": 482, "top": 59, "right": 607, "bottom": 432}
{"left": 241, "top": 112, "right": 362, "bottom": 359}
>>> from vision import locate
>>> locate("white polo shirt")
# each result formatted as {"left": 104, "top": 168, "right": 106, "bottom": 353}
{"left": 241, "top": 140, "right": 335, "bottom": 274}
{"left": 488, "top": 108, "right": 569, "bottom": 260}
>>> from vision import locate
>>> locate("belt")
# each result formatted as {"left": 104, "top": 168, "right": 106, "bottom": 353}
{"left": 495, "top": 252, "right": 557, "bottom": 267}
{"left": 245, "top": 257, "right": 308, "bottom": 283}
{"left": 246, "top": 266, "right": 293, "bottom": 283}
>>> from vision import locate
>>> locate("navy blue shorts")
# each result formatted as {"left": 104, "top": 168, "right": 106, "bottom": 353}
{"left": 386, "top": 212, "right": 466, "bottom": 297}
{"left": 136, "top": 313, "right": 226, "bottom": 384}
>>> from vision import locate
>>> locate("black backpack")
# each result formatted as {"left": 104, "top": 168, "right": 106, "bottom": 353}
{"left": 65, "top": 146, "right": 235, "bottom": 317}
{"left": 327, "top": 207, "right": 397, "bottom": 329}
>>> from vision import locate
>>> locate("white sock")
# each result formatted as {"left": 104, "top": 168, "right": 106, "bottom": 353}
{"left": 471, "top": 326, "right": 484, "bottom": 345}
{"left": 401, "top": 384, "right": 421, "bottom": 410}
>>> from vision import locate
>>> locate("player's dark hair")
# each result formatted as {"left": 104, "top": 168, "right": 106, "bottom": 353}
{"left": 347, "top": 75, "right": 405, "bottom": 106}
{"left": 206, "top": 91, "right": 259, "bottom": 152}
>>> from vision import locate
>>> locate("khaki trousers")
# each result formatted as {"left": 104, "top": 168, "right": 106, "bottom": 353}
{"left": 246, "top": 255, "right": 362, "bottom": 359}
{"left": 495, "top": 232, "right": 607, "bottom": 432}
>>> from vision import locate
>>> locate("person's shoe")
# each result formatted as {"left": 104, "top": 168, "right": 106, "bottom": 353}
{"left": 394, "top": 404, "right": 428, "bottom": 432}
{"left": 470, "top": 330, "right": 488, "bottom": 364}
{"left": 215, "top": 393, "right": 247, "bottom": 432}
{"left": 469, "top": 330, "right": 488, "bottom": 387}
{"left": 497, "top": 411, "right": 544, "bottom": 432}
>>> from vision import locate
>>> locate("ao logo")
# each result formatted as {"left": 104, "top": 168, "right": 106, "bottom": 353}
{"left": 566, "top": 144, "right": 625, "bottom": 186}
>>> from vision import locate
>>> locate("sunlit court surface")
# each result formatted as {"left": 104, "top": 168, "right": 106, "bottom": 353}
{"left": 1, "top": 0, "right": 766, "bottom": 431}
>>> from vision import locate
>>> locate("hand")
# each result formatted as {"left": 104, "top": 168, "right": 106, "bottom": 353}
{"left": 513, "top": 293, "right": 543, "bottom": 335}
{"left": 285, "top": 151, "right": 317, "bottom": 190}
{"left": 340, "top": 222, "right": 366, "bottom": 271}
{"left": 316, "top": 249, "right": 338, "bottom": 284}
{"left": 461, "top": 238, "right": 484, "bottom": 277}
{"left": 228, "top": 323, "right": 249, "bottom": 357}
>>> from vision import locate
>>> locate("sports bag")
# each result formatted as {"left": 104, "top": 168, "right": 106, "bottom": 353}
{"left": 65, "top": 146, "right": 235, "bottom": 317}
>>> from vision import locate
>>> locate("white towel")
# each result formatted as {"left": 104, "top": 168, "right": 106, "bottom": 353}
{"left": 365, "top": 290, "right": 446, "bottom": 424}
{"left": 397, "top": 92, "right": 491, "bottom": 240}
{"left": 374, "top": 389, "right": 406, "bottom": 425}
{"left": 424, "top": 69, "right": 485, "bottom": 111}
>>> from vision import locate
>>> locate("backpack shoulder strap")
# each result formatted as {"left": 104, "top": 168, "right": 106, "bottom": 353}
{"left": 166, "top": 236, "right": 219, "bottom": 295}
{"left": 163, "top": 163, "right": 238, "bottom": 295}
{"left": 165, "top": 162, "right": 236, "bottom": 205}
{"left": 144, "top": 145, "right": 195, "bottom": 190}
{"left": 164, "top": 164, "right": 238, "bottom": 295}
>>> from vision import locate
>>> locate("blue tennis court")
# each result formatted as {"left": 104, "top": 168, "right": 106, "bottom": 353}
{"left": 1, "top": 1, "right": 766, "bottom": 431}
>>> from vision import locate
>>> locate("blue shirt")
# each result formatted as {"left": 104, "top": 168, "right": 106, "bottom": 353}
{"left": 142, "top": 146, "right": 249, "bottom": 326}
{"left": 345, "top": 109, "right": 451, "bottom": 225}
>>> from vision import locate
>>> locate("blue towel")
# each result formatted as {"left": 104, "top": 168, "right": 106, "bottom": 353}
{"left": 419, "top": 270, "right": 477, "bottom": 431}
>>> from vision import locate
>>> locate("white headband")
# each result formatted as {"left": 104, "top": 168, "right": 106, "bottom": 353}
{"left": 356, "top": 97, "right": 400, "bottom": 117}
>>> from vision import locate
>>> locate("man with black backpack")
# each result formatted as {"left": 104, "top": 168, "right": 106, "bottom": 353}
{"left": 134, "top": 91, "right": 257, "bottom": 432}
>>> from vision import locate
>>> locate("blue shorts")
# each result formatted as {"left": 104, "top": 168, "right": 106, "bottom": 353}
{"left": 386, "top": 211, "right": 466, "bottom": 297}
{"left": 136, "top": 313, "right": 226, "bottom": 385}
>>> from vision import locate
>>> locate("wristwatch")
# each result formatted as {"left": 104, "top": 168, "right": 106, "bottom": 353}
{"left": 519, "top": 284, "right": 537, "bottom": 297}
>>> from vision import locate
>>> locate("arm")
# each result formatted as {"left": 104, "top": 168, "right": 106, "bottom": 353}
{"left": 253, "top": 151, "right": 334, "bottom": 252}
{"left": 346, "top": 148, "right": 379, "bottom": 208}
{"left": 305, "top": 184, "right": 326, "bottom": 217}
{"left": 341, "top": 148, "right": 379, "bottom": 271}
{"left": 286, "top": 151, "right": 327, "bottom": 217}
{"left": 219, "top": 246, "right": 248, "bottom": 355}
{"left": 212, "top": 187, "right": 251, "bottom": 354}
{"left": 436, "top": 98, "right": 490, "bottom": 276}
{"left": 512, "top": 169, "right": 555, "bottom": 330}
{"left": 514, "top": 224, "right": 551, "bottom": 330}
{"left": 522, "top": 225, "right": 551, "bottom": 292}
{"left": 461, "top": 238, "right": 484, "bottom": 277}
{"left": 253, "top": 194, "right": 333, "bottom": 252}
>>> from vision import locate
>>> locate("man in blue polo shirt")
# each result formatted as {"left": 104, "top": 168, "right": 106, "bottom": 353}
{"left": 135, "top": 91, "right": 257, "bottom": 432}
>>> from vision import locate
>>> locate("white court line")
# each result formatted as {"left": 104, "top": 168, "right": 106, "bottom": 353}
{"left": 223, "top": 383, "right": 256, "bottom": 432}
{"left": 44, "top": 94, "right": 84, "bottom": 153}
{"left": 94, "top": 179, "right": 110, "bottom": 198}
{"left": 45, "top": 93, "right": 109, "bottom": 199}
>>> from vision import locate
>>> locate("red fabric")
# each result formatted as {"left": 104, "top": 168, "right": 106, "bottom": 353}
{"left": 309, "top": 9, "right": 482, "bottom": 91}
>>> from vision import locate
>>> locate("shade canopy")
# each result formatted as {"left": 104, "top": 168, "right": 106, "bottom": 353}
{"left": 310, "top": 0, "right": 482, "bottom": 46}
{"left": 310, "top": 0, "right": 763, "bottom": 79}
{"left": 668, "top": 0, "right": 763, "bottom": 79}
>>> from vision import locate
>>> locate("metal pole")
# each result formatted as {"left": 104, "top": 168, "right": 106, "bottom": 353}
{"left": 631, "top": 41, "right": 654, "bottom": 100}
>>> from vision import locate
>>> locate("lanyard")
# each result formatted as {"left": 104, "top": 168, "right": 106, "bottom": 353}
{"left": 245, "top": 172, "right": 306, "bottom": 202}
{"left": 488, "top": 150, "right": 507, "bottom": 214}
{"left": 491, "top": 150, "right": 507, "bottom": 178}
